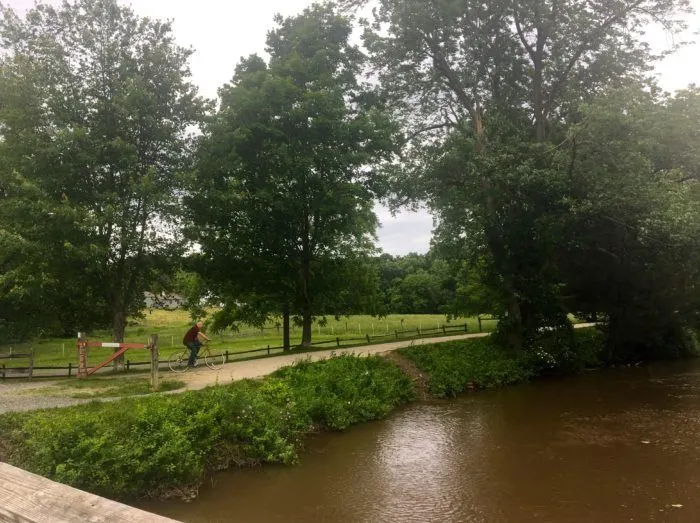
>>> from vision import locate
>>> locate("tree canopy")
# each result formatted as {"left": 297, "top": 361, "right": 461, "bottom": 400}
{"left": 188, "top": 4, "right": 397, "bottom": 347}
{"left": 0, "top": 0, "right": 205, "bottom": 340}
{"left": 340, "top": 0, "right": 699, "bottom": 356}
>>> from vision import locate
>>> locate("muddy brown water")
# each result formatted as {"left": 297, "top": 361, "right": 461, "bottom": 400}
{"left": 143, "top": 360, "right": 700, "bottom": 522}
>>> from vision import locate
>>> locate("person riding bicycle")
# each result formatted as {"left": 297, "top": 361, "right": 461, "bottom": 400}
{"left": 183, "top": 321, "right": 211, "bottom": 368}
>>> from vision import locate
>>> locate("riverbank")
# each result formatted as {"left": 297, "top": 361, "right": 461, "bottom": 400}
{"left": 0, "top": 328, "right": 604, "bottom": 502}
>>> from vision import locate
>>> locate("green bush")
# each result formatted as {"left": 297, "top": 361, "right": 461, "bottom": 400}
{"left": 399, "top": 337, "right": 533, "bottom": 398}
{"left": 0, "top": 354, "right": 413, "bottom": 500}
{"left": 272, "top": 355, "right": 415, "bottom": 430}
{"left": 400, "top": 328, "right": 606, "bottom": 398}
{"left": 527, "top": 327, "right": 605, "bottom": 375}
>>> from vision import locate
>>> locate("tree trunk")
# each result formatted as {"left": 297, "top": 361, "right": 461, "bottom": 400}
{"left": 283, "top": 302, "right": 291, "bottom": 351}
{"left": 301, "top": 305, "right": 312, "bottom": 348}
{"left": 300, "top": 257, "right": 313, "bottom": 347}
{"left": 300, "top": 220, "right": 313, "bottom": 348}
{"left": 112, "top": 307, "right": 126, "bottom": 371}
{"left": 476, "top": 103, "right": 526, "bottom": 351}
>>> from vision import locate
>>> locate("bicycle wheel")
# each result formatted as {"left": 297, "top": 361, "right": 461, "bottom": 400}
{"left": 204, "top": 348, "right": 225, "bottom": 370}
{"left": 169, "top": 349, "right": 189, "bottom": 373}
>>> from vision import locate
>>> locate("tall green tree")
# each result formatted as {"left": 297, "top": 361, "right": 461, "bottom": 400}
{"left": 343, "top": 0, "right": 692, "bottom": 349}
{"left": 555, "top": 85, "right": 700, "bottom": 360}
{"left": 0, "top": 0, "right": 205, "bottom": 341}
{"left": 189, "top": 4, "right": 396, "bottom": 347}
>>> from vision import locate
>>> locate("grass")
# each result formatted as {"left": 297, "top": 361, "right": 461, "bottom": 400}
{"left": 0, "top": 312, "right": 493, "bottom": 369}
{"left": 20, "top": 376, "right": 186, "bottom": 399}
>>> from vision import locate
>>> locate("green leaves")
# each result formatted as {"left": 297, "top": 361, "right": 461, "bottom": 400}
{"left": 0, "top": 0, "right": 205, "bottom": 340}
{"left": 1, "top": 355, "right": 414, "bottom": 499}
{"left": 344, "top": 0, "right": 698, "bottom": 353}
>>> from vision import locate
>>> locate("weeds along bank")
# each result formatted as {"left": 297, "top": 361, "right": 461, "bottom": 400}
{"left": 0, "top": 356, "right": 415, "bottom": 500}
{"left": 399, "top": 327, "right": 606, "bottom": 398}
{"left": 0, "top": 329, "right": 605, "bottom": 501}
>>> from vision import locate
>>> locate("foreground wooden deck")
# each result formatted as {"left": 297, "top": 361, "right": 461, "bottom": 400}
{"left": 0, "top": 463, "right": 181, "bottom": 523}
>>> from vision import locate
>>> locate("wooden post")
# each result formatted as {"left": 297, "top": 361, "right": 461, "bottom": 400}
{"left": 336, "top": 337, "right": 340, "bottom": 347}
{"left": 77, "top": 332, "right": 88, "bottom": 379}
{"left": 442, "top": 325, "right": 446, "bottom": 334}
{"left": 1, "top": 363, "right": 5, "bottom": 380}
{"left": 225, "top": 350, "right": 229, "bottom": 363}
{"left": 28, "top": 348, "right": 34, "bottom": 380}
{"left": 478, "top": 316, "right": 483, "bottom": 332}
{"left": 464, "top": 323, "right": 468, "bottom": 332}
{"left": 68, "top": 362, "right": 72, "bottom": 377}
{"left": 126, "top": 360, "right": 131, "bottom": 372}
{"left": 149, "top": 334, "right": 159, "bottom": 392}
{"left": 366, "top": 334, "right": 370, "bottom": 344}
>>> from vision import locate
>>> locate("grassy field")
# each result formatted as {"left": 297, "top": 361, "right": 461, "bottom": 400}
{"left": 0, "top": 311, "right": 497, "bottom": 369}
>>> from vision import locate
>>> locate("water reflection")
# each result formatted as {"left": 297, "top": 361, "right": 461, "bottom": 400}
{"left": 367, "top": 403, "right": 488, "bottom": 522}
{"left": 144, "top": 360, "right": 700, "bottom": 522}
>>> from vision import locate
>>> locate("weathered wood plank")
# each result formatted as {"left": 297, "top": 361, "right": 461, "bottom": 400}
{"left": 0, "top": 463, "right": 181, "bottom": 523}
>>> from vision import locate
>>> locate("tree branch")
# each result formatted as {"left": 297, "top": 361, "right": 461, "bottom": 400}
{"left": 545, "top": 0, "right": 648, "bottom": 116}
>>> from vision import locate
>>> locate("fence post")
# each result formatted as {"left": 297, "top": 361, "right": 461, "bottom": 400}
{"left": 336, "top": 337, "right": 340, "bottom": 347}
{"left": 464, "top": 323, "right": 468, "bottom": 333}
{"left": 395, "top": 331, "right": 399, "bottom": 339}
{"left": 267, "top": 345, "right": 270, "bottom": 355}
{"left": 28, "top": 348, "right": 34, "bottom": 380}
{"left": 126, "top": 360, "right": 131, "bottom": 372}
{"left": 478, "top": 316, "right": 483, "bottom": 332}
{"left": 442, "top": 325, "right": 446, "bottom": 335}
{"left": 417, "top": 328, "right": 421, "bottom": 337}
{"left": 77, "top": 332, "right": 88, "bottom": 379}
{"left": 225, "top": 350, "right": 229, "bottom": 363}
{"left": 366, "top": 334, "right": 370, "bottom": 344}
{"left": 149, "top": 334, "right": 159, "bottom": 392}
{"left": 1, "top": 363, "right": 5, "bottom": 380}
{"left": 68, "top": 362, "right": 72, "bottom": 378}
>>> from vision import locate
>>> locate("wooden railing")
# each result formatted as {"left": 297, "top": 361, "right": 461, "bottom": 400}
{"left": 0, "top": 462, "right": 181, "bottom": 523}
{"left": 0, "top": 349, "right": 34, "bottom": 380}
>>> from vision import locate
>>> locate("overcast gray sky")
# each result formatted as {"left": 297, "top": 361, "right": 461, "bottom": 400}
{"left": 7, "top": 0, "right": 700, "bottom": 255}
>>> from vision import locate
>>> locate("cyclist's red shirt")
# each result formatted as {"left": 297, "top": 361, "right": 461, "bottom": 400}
{"left": 183, "top": 324, "right": 200, "bottom": 344}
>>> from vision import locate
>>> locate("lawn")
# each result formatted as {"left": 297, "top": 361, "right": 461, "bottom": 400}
{"left": 0, "top": 312, "right": 496, "bottom": 369}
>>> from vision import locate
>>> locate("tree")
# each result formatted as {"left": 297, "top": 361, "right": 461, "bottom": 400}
{"left": 189, "top": 4, "right": 396, "bottom": 347}
{"left": 376, "top": 253, "right": 457, "bottom": 313}
{"left": 0, "top": 0, "right": 205, "bottom": 341}
{"left": 343, "top": 0, "right": 692, "bottom": 349}
{"left": 555, "top": 84, "right": 700, "bottom": 360}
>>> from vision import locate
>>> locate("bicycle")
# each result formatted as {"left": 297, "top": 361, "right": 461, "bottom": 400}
{"left": 169, "top": 342, "right": 225, "bottom": 372}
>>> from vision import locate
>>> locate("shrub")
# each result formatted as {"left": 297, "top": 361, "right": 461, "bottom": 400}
{"left": 0, "top": 354, "right": 414, "bottom": 500}
{"left": 271, "top": 354, "right": 415, "bottom": 430}
{"left": 399, "top": 338, "right": 533, "bottom": 398}
{"left": 527, "top": 327, "right": 605, "bottom": 375}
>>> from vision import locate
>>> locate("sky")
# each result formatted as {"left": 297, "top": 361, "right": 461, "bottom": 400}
{"left": 6, "top": 0, "right": 700, "bottom": 255}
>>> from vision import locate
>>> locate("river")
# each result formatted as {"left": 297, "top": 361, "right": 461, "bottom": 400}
{"left": 143, "top": 360, "right": 700, "bottom": 522}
